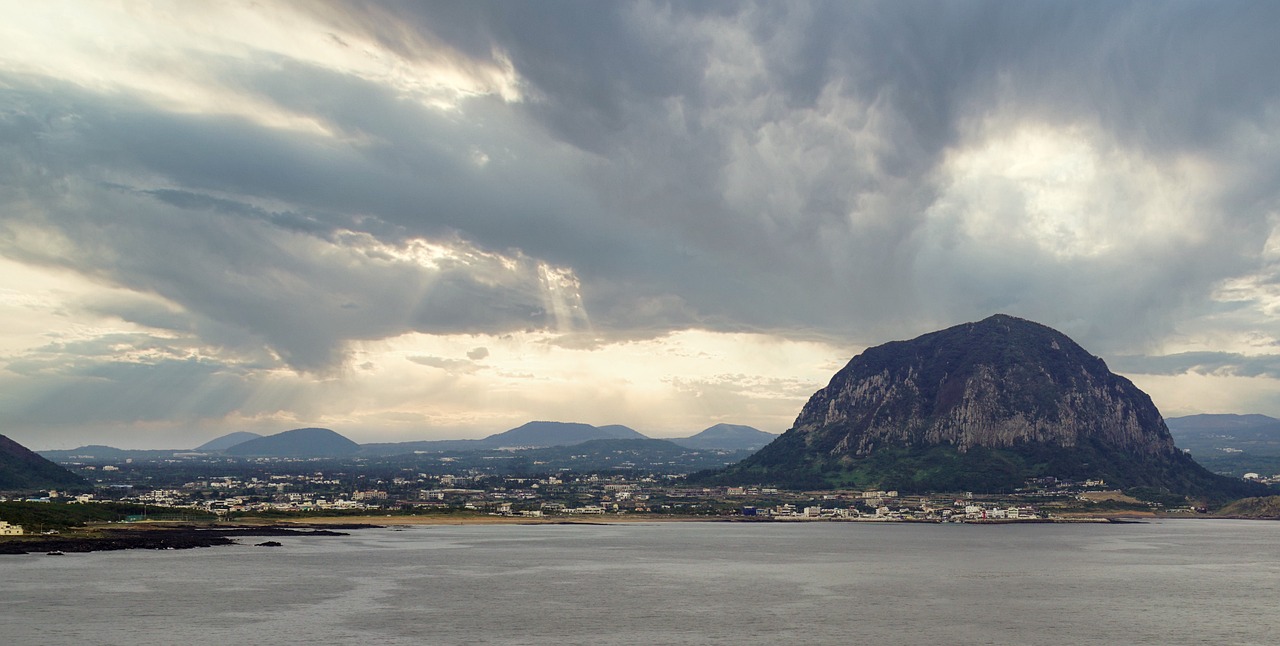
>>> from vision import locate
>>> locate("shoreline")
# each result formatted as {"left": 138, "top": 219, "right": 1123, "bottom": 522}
{"left": 262, "top": 513, "right": 1158, "bottom": 526}
{"left": 0, "top": 524, "right": 364, "bottom": 555}
{"left": 6, "top": 513, "right": 1267, "bottom": 554}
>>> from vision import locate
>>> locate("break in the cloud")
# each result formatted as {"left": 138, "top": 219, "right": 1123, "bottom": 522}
{"left": 3, "top": 1, "right": 1280, "bottom": 448}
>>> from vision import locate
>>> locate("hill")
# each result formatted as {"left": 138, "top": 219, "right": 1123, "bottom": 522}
{"left": 697, "top": 314, "right": 1265, "bottom": 500}
{"left": 224, "top": 428, "right": 360, "bottom": 458}
{"left": 671, "top": 424, "right": 777, "bottom": 451}
{"left": 195, "top": 431, "right": 263, "bottom": 452}
{"left": 1214, "top": 495, "right": 1280, "bottom": 519}
{"left": 1165, "top": 414, "right": 1280, "bottom": 453}
{"left": 515, "top": 438, "right": 752, "bottom": 473}
{"left": 484, "top": 421, "right": 646, "bottom": 447}
{"left": 1165, "top": 414, "right": 1280, "bottom": 478}
{"left": 1, "top": 435, "right": 87, "bottom": 491}
{"left": 360, "top": 422, "right": 648, "bottom": 456}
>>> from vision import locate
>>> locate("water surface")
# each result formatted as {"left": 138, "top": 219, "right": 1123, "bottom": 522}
{"left": 3, "top": 520, "right": 1278, "bottom": 645}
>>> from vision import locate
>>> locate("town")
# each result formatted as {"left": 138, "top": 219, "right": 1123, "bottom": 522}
{"left": 0, "top": 450, "right": 1196, "bottom": 532}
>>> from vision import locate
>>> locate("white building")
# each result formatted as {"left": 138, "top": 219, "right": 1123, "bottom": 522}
{"left": 0, "top": 521, "right": 24, "bottom": 535}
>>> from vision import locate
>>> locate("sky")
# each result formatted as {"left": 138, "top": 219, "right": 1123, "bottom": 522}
{"left": 3, "top": 1, "right": 1280, "bottom": 450}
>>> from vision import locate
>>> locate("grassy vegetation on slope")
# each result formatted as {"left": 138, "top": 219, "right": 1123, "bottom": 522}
{"left": 1214, "top": 496, "right": 1280, "bottom": 519}
{"left": 0, "top": 501, "right": 154, "bottom": 531}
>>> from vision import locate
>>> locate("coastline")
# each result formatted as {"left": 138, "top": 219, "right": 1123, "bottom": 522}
{"left": 7, "top": 512, "right": 1262, "bottom": 554}
{"left": 0, "top": 524, "right": 365, "bottom": 555}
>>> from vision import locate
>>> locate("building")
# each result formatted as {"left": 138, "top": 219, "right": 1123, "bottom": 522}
{"left": 0, "top": 521, "right": 24, "bottom": 536}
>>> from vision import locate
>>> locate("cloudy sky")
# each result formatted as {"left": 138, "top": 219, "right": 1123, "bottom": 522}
{"left": 3, "top": 1, "right": 1280, "bottom": 449}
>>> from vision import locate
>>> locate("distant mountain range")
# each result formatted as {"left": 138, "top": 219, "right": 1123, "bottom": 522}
{"left": 38, "top": 421, "right": 776, "bottom": 462}
{"left": 1166, "top": 414, "right": 1280, "bottom": 454}
{"left": 1166, "top": 414, "right": 1280, "bottom": 477}
{"left": 358, "top": 421, "right": 775, "bottom": 456}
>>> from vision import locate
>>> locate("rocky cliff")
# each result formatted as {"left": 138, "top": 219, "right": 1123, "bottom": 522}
{"left": 702, "top": 315, "right": 1265, "bottom": 498}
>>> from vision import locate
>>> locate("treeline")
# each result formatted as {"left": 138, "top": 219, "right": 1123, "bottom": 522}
{"left": 0, "top": 501, "right": 154, "bottom": 531}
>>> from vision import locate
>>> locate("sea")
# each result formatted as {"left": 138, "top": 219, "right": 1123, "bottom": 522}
{"left": 3, "top": 519, "right": 1278, "bottom": 645}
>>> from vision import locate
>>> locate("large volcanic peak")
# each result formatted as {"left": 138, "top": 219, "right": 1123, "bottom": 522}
{"left": 792, "top": 314, "right": 1174, "bottom": 458}
{"left": 705, "top": 315, "right": 1259, "bottom": 498}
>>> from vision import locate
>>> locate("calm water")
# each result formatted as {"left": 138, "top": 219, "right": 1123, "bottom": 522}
{"left": 3, "top": 520, "right": 1279, "bottom": 645}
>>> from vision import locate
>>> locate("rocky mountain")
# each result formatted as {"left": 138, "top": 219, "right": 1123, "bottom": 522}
{"left": 195, "top": 431, "right": 263, "bottom": 452}
{"left": 223, "top": 428, "right": 360, "bottom": 458}
{"left": 671, "top": 424, "right": 777, "bottom": 451}
{"left": 700, "top": 314, "right": 1265, "bottom": 499}
{"left": 1, "top": 435, "right": 87, "bottom": 491}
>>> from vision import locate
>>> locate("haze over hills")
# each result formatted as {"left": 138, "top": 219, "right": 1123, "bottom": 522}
{"left": 358, "top": 421, "right": 772, "bottom": 456}
{"left": 671, "top": 424, "right": 778, "bottom": 451}
{"left": 1165, "top": 414, "right": 1280, "bottom": 477}
{"left": 698, "top": 314, "right": 1267, "bottom": 500}
{"left": 195, "top": 432, "right": 263, "bottom": 452}
{"left": 485, "top": 421, "right": 646, "bottom": 447}
{"left": 1, "top": 435, "right": 87, "bottom": 491}
{"left": 224, "top": 428, "right": 360, "bottom": 458}
{"left": 35, "top": 420, "right": 774, "bottom": 462}
{"left": 1166, "top": 414, "right": 1280, "bottom": 454}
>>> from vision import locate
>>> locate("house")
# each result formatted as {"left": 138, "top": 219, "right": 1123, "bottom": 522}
{"left": 0, "top": 521, "right": 24, "bottom": 536}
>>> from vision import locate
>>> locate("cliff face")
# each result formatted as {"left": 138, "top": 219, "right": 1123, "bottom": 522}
{"left": 706, "top": 315, "right": 1261, "bottom": 497}
{"left": 792, "top": 314, "right": 1175, "bottom": 458}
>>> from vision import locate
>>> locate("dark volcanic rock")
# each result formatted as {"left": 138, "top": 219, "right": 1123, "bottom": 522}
{"left": 703, "top": 315, "right": 1267, "bottom": 499}
{"left": 0, "top": 526, "right": 353, "bottom": 555}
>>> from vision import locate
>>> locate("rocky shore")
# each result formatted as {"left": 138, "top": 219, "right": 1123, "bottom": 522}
{"left": 0, "top": 523, "right": 378, "bottom": 555}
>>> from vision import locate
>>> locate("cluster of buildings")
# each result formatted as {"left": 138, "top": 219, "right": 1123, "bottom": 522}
{"left": 1243, "top": 472, "right": 1280, "bottom": 485}
{"left": 5, "top": 455, "right": 1187, "bottom": 525}
{"left": 742, "top": 499, "right": 1043, "bottom": 522}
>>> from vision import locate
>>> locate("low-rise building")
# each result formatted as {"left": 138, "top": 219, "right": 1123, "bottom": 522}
{"left": 0, "top": 521, "right": 24, "bottom": 535}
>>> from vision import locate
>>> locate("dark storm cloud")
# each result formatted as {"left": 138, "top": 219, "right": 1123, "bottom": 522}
{"left": 311, "top": 1, "right": 1280, "bottom": 351}
{"left": 3, "top": 356, "right": 259, "bottom": 427}
{"left": 6, "top": 0, "right": 1280, "bottom": 375}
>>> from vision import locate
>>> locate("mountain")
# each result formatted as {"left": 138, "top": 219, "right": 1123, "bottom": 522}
{"left": 699, "top": 314, "right": 1266, "bottom": 500}
{"left": 1, "top": 435, "right": 87, "bottom": 491}
{"left": 1215, "top": 495, "right": 1280, "bottom": 519}
{"left": 1165, "top": 414, "right": 1280, "bottom": 477}
{"left": 360, "top": 422, "right": 647, "bottom": 456}
{"left": 672, "top": 424, "right": 777, "bottom": 451}
{"left": 195, "top": 431, "right": 263, "bottom": 452}
{"left": 478, "top": 421, "right": 646, "bottom": 448}
{"left": 224, "top": 428, "right": 360, "bottom": 458}
{"left": 1165, "top": 414, "right": 1280, "bottom": 455}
